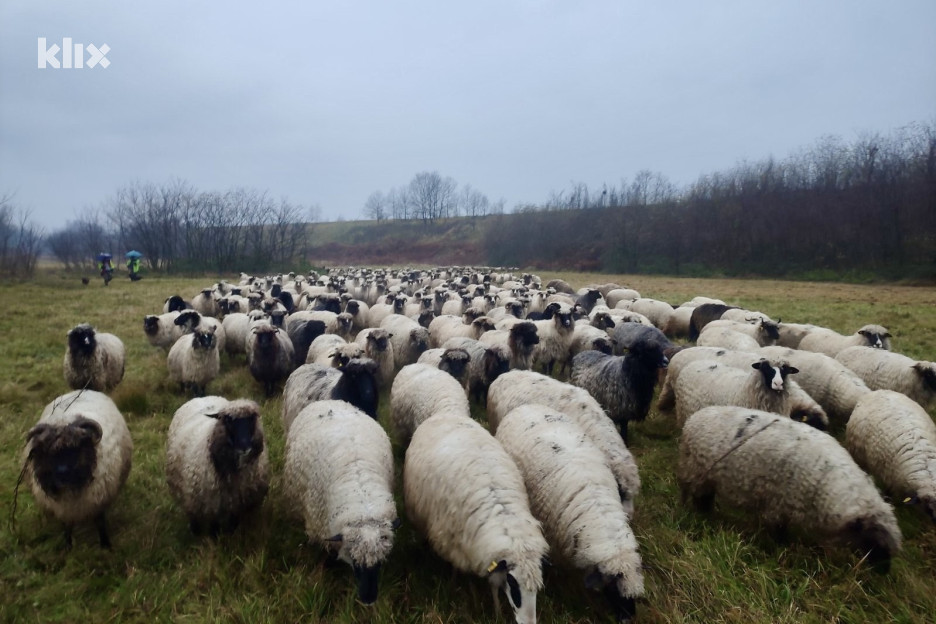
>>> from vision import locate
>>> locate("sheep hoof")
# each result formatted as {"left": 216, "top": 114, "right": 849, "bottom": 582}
{"left": 96, "top": 514, "right": 112, "bottom": 549}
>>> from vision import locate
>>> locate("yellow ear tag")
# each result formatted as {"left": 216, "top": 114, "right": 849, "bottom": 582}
{"left": 903, "top": 497, "right": 913, "bottom": 503}
{"left": 487, "top": 561, "right": 499, "bottom": 573}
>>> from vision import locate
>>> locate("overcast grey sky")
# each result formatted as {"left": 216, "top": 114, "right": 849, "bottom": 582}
{"left": 2, "top": 1, "right": 934, "bottom": 229}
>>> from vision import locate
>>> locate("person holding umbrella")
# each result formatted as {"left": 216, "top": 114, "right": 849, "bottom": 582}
{"left": 97, "top": 253, "right": 114, "bottom": 286}
{"left": 125, "top": 251, "right": 143, "bottom": 281}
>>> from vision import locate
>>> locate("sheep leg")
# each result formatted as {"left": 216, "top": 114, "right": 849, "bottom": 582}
{"left": 619, "top": 420, "right": 629, "bottom": 445}
{"left": 63, "top": 525, "right": 74, "bottom": 550}
{"left": 95, "top": 513, "right": 112, "bottom": 549}
{"left": 188, "top": 517, "right": 203, "bottom": 536}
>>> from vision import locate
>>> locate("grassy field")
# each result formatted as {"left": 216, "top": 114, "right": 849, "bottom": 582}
{"left": 2, "top": 269, "right": 935, "bottom": 624}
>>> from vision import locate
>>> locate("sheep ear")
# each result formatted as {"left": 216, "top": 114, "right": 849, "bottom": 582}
{"left": 72, "top": 417, "right": 103, "bottom": 444}
{"left": 391, "top": 517, "right": 402, "bottom": 530}
{"left": 486, "top": 560, "right": 508, "bottom": 574}
{"left": 584, "top": 569, "right": 604, "bottom": 590}
{"left": 782, "top": 365, "right": 799, "bottom": 375}
{"left": 326, "top": 534, "right": 343, "bottom": 543}
{"left": 506, "top": 573, "right": 522, "bottom": 608}
{"left": 205, "top": 412, "right": 220, "bottom": 420}
{"left": 26, "top": 424, "right": 50, "bottom": 443}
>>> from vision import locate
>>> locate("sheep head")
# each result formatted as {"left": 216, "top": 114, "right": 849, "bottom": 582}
{"left": 752, "top": 359, "right": 797, "bottom": 392}
{"left": 27, "top": 417, "right": 102, "bottom": 497}
{"left": 143, "top": 315, "right": 160, "bottom": 336}
{"left": 584, "top": 569, "right": 640, "bottom": 624}
{"left": 207, "top": 400, "right": 264, "bottom": 476}
{"left": 67, "top": 324, "right": 97, "bottom": 357}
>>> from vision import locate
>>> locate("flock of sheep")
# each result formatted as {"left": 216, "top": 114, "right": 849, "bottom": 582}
{"left": 19, "top": 266, "right": 936, "bottom": 623}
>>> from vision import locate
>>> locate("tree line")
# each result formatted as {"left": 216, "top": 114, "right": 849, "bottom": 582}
{"left": 481, "top": 122, "right": 936, "bottom": 279}
{"left": 45, "top": 181, "right": 314, "bottom": 274}
{"left": 362, "top": 171, "right": 505, "bottom": 224}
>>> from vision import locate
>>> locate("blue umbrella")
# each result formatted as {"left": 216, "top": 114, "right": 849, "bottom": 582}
{"left": 125, "top": 250, "right": 143, "bottom": 259}
{"left": 96, "top": 252, "right": 112, "bottom": 262}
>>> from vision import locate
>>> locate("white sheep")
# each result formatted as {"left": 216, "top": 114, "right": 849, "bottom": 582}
{"left": 390, "top": 363, "right": 471, "bottom": 443}
{"left": 23, "top": 390, "right": 132, "bottom": 548}
{"left": 695, "top": 326, "right": 762, "bottom": 352}
{"left": 775, "top": 322, "right": 818, "bottom": 349}
{"left": 760, "top": 345, "right": 871, "bottom": 423}
{"left": 658, "top": 347, "right": 829, "bottom": 430}
{"left": 487, "top": 370, "right": 641, "bottom": 515}
{"left": 220, "top": 312, "right": 251, "bottom": 356}
{"left": 701, "top": 318, "right": 780, "bottom": 347}
{"left": 167, "top": 326, "right": 220, "bottom": 396}
{"left": 284, "top": 400, "right": 398, "bottom": 604}
{"left": 191, "top": 288, "right": 220, "bottom": 317}
{"left": 416, "top": 346, "right": 473, "bottom": 383}
{"left": 174, "top": 310, "right": 227, "bottom": 353}
{"left": 281, "top": 360, "right": 379, "bottom": 434}
{"left": 678, "top": 405, "right": 901, "bottom": 571}
{"left": 306, "top": 334, "right": 351, "bottom": 366}
{"left": 496, "top": 404, "right": 644, "bottom": 623}
{"left": 404, "top": 413, "right": 548, "bottom": 624}
{"left": 63, "top": 323, "right": 125, "bottom": 393}
{"left": 604, "top": 288, "right": 641, "bottom": 308}
{"left": 165, "top": 397, "right": 269, "bottom": 536}
{"left": 671, "top": 358, "right": 799, "bottom": 428}
{"left": 479, "top": 321, "right": 540, "bottom": 371}
{"left": 143, "top": 312, "right": 183, "bottom": 350}
{"left": 845, "top": 390, "right": 936, "bottom": 522}
{"left": 622, "top": 298, "right": 674, "bottom": 332}
{"left": 835, "top": 346, "right": 936, "bottom": 408}
{"left": 380, "top": 314, "right": 431, "bottom": 369}
{"left": 428, "top": 314, "right": 497, "bottom": 348}
{"left": 797, "top": 324, "right": 892, "bottom": 357}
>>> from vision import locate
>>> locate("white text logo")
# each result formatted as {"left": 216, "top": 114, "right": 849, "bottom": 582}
{"left": 38, "top": 38, "right": 110, "bottom": 69}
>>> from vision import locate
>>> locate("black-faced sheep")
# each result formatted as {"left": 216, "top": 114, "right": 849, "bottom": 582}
{"left": 246, "top": 325, "right": 295, "bottom": 396}
{"left": 355, "top": 328, "right": 396, "bottom": 388}
{"left": 390, "top": 363, "right": 471, "bottom": 443}
{"left": 404, "top": 414, "right": 548, "bottom": 624}
{"left": 63, "top": 323, "right": 126, "bottom": 393}
{"left": 284, "top": 400, "right": 399, "bottom": 605}
{"left": 798, "top": 324, "right": 892, "bottom": 357}
{"left": 416, "top": 347, "right": 472, "bottom": 383}
{"left": 678, "top": 405, "right": 901, "bottom": 571}
{"left": 281, "top": 359, "right": 379, "bottom": 434}
{"left": 165, "top": 397, "right": 269, "bottom": 536}
{"left": 167, "top": 327, "right": 220, "bottom": 397}
{"left": 442, "top": 337, "right": 512, "bottom": 403}
{"left": 23, "top": 390, "right": 132, "bottom": 548}
{"left": 688, "top": 303, "right": 739, "bottom": 341}
{"left": 174, "top": 310, "right": 227, "bottom": 353}
{"left": 479, "top": 321, "right": 539, "bottom": 371}
{"left": 380, "top": 314, "right": 431, "bottom": 369}
{"left": 143, "top": 312, "right": 183, "bottom": 350}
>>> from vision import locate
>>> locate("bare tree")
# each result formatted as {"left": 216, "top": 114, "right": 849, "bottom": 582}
{"left": 408, "top": 171, "right": 457, "bottom": 224}
{"left": 363, "top": 190, "right": 388, "bottom": 222}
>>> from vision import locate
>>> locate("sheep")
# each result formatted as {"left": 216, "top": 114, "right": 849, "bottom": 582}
{"left": 246, "top": 325, "right": 295, "bottom": 396}
{"left": 775, "top": 322, "right": 818, "bottom": 349}
{"left": 688, "top": 303, "right": 738, "bottom": 340}
{"left": 355, "top": 328, "right": 396, "bottom": 388}
{"left": 569, "top": 325, "right": 614, "bottom": 361}
{"left": 281, "top": 359, "right": 379, "bottom": 434}
{"left": 404, "top": 413, "right": 548, "bottom": 624}
{"left": 416, "top": 347, "right": 473, "bottom": 383}
{"left": 306, "top": 333, "right": 351, "bottom": 366}
{"left": 428, "top": 314, "right": 497, "bottom": 348}
{"left": 22, "top": 390, "right": 132, "bottom": 548}
{"left": 284, "top": 314, "right": 328, "bottom": 367}
{"left": 163, "top": 294, "right": 192, "bottom": 313}
{"left": 390, "top": 363, "right": 471, "bottom": 443}
{"left": 798, "top": 324, "right": 892, "bottom": 357}
{"left": 610, "top": 322, "right": 682, "bottom": 360}
{"left": 701, "top": 317, "right": 780, "bottom": 347}
{"left": 143, "top": 312, "right": 184, "bottom": 350}
{"left": 657, "top": 347, "right": 829, "bottom": 430}
{"left": 191, "top": 288, "right": 220, "bottom": 317}
{"left": 174, "top": 310, "right": 227, "bottom": 353}
{"left": 545, "top": 278, "right": 576, "bottom": 294}
{"left": 678, "top": 405, "right": 901, "bottom": 571}
{"left": 344, "top": 299, "right": 370, "bottom": 335}
{"left": 487, "top": 370, "right": 641, "bottom": 515}
{"left": 695, "top": 326, "right": 762, "bottom": 353}
{"left": 571, "top": 339, "right": 669, "bottom": 443}
{"left": 671, "top": 358, "right": 799, "bottom": 429}
{"left": 760, "top": 345, "right": 871, "bottom": 423}
{"left": 167, "top": 327, "right": 220, "bottom": 397}
{"left": 495, "top": 404, "right": 644, "bottom": 623}
{"left": 165, "top": 397, "right": 269, "bottom": 536}
{"left": 63, "top": 324, "right": 126, "bottom": 393}
{"left": 530, "top": 302, "right": 575, "bottom": 376}
{"left": 284, "top": 400, "right": 398, "bottom": 605}
{"left": 845, "top": 390, "right": 936, "bottom": 522}
{"left": 479, "top": 321, "right": 540, "bottom": 371}
{"left": 835, "top": 346, "right": 936, "bottom": 408}
{"left": 218, "top": 312, "right": 252, "bottom": 357}
{"left": 574, "top": 288, "right": 603, "bottom": 315}
{"left": 443, "top": 337, "right": 511, "bottom": 403}
{"left": 604, "top": 288, "right": 641, "bottom": 308}
{"left": 380, "top": 314, "right": 431, "bottom": 369}
{"left": 663, "top": 304, "right": 695, "bottom": 339}
{"left": 623, "top": 298, "right": 674, "bottom": 332}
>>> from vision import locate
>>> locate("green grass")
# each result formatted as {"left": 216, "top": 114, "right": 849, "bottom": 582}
{"left": 1, "top": 269, "right": 935, "bottom": 623}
